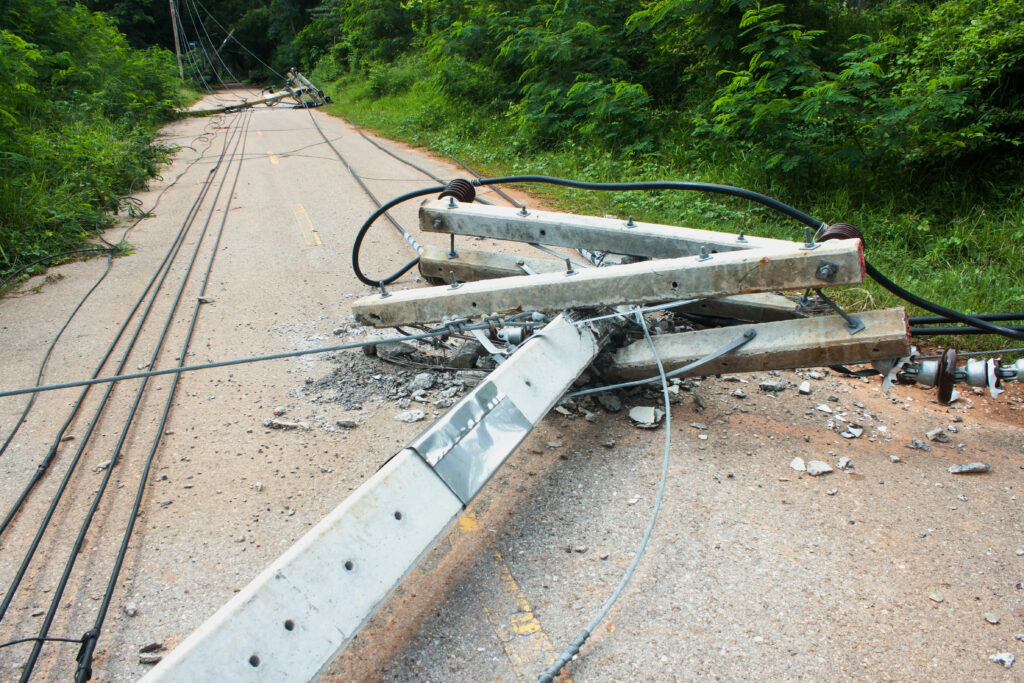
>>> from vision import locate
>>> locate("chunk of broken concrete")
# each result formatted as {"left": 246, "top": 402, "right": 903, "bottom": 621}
{"left": 375, "top": 341, "right": 417, "bottom": 358}
{"left": 449, "top": 340, "right": 484, "bottom": 369}
{"left": 841, "top": 425, "right": 863, "bottom": 439}
{"left": 926, "top": 427, "right": 951, "bottom": 443}
{"left": 396, "top": 410, "right": 426, "bottom": 423}
{"left": 408, "top": 372, "right": 436, "bottom": 392}
{"left": 989, "top": 652, "right": 1014, "bottom": 669}
{"left": 790, "top": 457, "right": 806, "bottom": 472}
{"left": 598, "top": 393, "right": 623, "bottom": 413}
{"left": 628, "top": 406, "right": 664, "bottom": 429}
{"left": 948, "top": 462, "right": 990, "bottom": 474}
{"left": 266, "top": 419, "right": 309, "bottom": 431}
{"left": 806, "top": 460, "right": 833, "bottom": 476}
{"left": 798, "top": 381, "right": 811, "bottom": 395}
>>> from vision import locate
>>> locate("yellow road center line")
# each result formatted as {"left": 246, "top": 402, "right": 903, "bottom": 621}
{"left": 454, "top": 512, "right": 563, "bottom": 681}
{"left": 291, "top": 204, "right": 322, "bottom": 246}
{"left": 267, "top": 152, "right": 279, "bottom": 164}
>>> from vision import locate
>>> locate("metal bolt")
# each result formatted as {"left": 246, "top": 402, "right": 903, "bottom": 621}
{"left": 800, "top": 226, "right": 819, "bottom": 250}
{"left": 448, "top": 271, "right": 461, "bottom": 289}
{"left": 697, "top": 245, "right": 712, "bottom": 261}
{"left": 737, "top": 231, "right": 747, "bottom": 243}
{"left": 447, "top": 234, "right": 458, "bottom": 259}
{"left": 518, "top": 206, "right": 529, "bottom": 217}
{"left": 378, "top": 283, "right": 391, "bottom": 298}
{"left": 815, "top": 260, "right": 839, "bottom": 283}
{"left": 447, "top": 196, "right": 458, "bottom": 209}
{"left": 625, "top": 216, "right": 637, "bottom": 228}
{"left": 564, "top": 258, "right": 577, "bottom": 276}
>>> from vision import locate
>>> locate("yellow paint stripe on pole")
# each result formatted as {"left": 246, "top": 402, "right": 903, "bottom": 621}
{"left": 291, "top": 204, "right": 322, "bottom": 246}
{"left": 454, "top": 512, "right": 564, "bottom": 681}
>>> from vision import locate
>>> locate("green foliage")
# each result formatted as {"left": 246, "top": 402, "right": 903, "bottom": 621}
{"left": 317, "top": 0, "right": 1024, "bottom": 349}
{"left": 0, "top": 0, "right": 183, "bottom": 279}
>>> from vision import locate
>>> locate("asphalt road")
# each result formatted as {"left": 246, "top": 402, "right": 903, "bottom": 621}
{"left": 1, "top": 90, "right": 1022, "bottom": 681}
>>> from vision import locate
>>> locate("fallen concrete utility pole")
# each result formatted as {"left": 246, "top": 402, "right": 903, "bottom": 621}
{"left": 181, "top": 87, "right": 313, "bottom": 117}
{"left": 180, "top": 71, "right": 328, "bottom": 117}
{"left": 141, "top": 311, "right": 619, "bottom": 682}
{"left": 145, "top": 192, "right": 915, "bottom": 681}
{"left": 420, "top": 199, "right": 795, "bottom": 258}
{"left": 354, "top": 238, "right": 864, "bottom": 327}
{"left": 607, "top": 307, "right": 910, "bottom": 380}
{"left": 419, "top": 245, "right": 803, "bottom": 322}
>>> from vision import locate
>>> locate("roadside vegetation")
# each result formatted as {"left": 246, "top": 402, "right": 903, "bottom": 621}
{"left": 292, "top": 0, "right": 1022, "bottom": 347}
{"left": 0, "top": 0, "right": 185, "bottom": 283}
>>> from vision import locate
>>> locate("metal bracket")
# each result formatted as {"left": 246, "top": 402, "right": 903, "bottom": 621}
{"left": 815, "top": 289, "right": 865, "bottom": 335}
{"left": 796, "top": 288, "right": 813, "bottom": 310}
{"left": 470, "top": 327, "right": 508, "bottom": 361}
{"left": 799, "top": 226, "right": 820, "bottom": 251}
{"left": 815, "top": 260, "right": 840, "bottom": 283}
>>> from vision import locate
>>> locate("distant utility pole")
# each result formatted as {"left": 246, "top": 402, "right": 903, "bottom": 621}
{"left": 169, "top": 0, "right": 184, "bottom": 80}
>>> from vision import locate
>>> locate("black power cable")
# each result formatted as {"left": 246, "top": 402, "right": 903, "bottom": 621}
{"left": 0, "top": 116, "right": 246, "bottom": 683}
{"left": 865, "top": 262, "right": 1023, "bottom": 340}
{"left": 1, "top": 248, "right": 117, "bottom": 290}
{"left": 0, "top": 254, "right": 113, "bottom": 461}
{"left": 351, "top": 184, "right": 443, "bottom": 285}
{"left": 911, "top": 325, "right": 1024, "bottom": 336}
{"left": 0, "top": 118, "right": 223, "bottom": 461}
{"left": 0, "top": 118, "right": 234, "bottom": 539}
{"left": 910, "top": 313, "right": 1024, "bottom": 325}
{"left": 74, "top": 109, "right": 253, "bottom": 683}
{"left": 15, "top": 113, "right": 252, "bottom": 681}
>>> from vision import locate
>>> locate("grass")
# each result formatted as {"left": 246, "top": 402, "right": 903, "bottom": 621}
{"left": 323, "top": 74, "right": 1022, "bottom": 353}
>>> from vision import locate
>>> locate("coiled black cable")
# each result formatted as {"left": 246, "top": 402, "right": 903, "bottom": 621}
{"left": 351, "top": 184, "right": 443, "bottom": 286}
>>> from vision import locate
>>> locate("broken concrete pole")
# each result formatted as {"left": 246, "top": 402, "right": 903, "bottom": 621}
{"left": 353, "top": 239, "right": 864, "bottom": 327}
{"left": 606, "top": 308, "right": 909, "bottom": 380}
{"left": 420, "top": 199, "right": 794, "bottom": 258}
